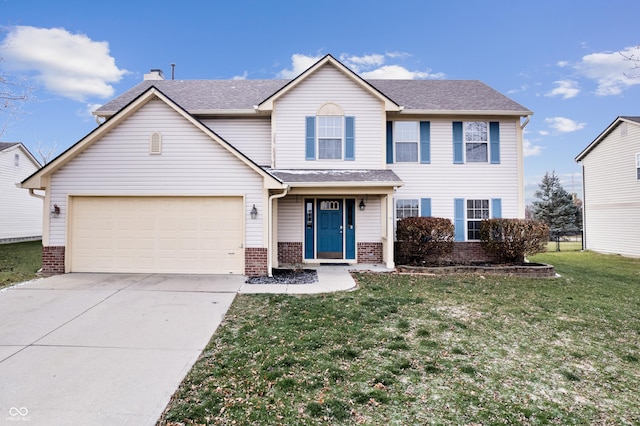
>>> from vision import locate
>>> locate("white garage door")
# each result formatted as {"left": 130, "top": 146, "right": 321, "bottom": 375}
{"left": 69, "top": 196, "right": 244, "bottom": 274}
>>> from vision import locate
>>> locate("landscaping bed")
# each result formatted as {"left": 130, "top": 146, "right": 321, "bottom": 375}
{"left": 396, "top": 262, "right": 556, "bottom": 278}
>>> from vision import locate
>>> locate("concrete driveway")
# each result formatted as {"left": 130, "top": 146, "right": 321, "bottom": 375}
{"left": 0, "top": 273, "right": 243, "bottom": 425}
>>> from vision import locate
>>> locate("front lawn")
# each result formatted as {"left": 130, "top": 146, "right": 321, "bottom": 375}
{"left": 0, "top": 240, "right": 42, "bottom": 289}
{"left": 159, "top": 250, "right": 640, "bottom": 425}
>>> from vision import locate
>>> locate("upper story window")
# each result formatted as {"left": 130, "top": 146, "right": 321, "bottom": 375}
{"left": 306, "top": 103, "right": 355, "bottom": 161}
{"left": 395, "top": 122, "right": 419, "bottom": 162}
{"left": 453, "top": 121, "right": 500, "bottom": 164}
{"left": 318, "top": 116, "right": 343, "bottom": 159}
{"left": 386, "top": 121, "right": 430, "bottom": 164}
{"left": 637, "top": 153, "right": 640, "bottom": 181}
{"left": 14, "top": 153, "right": 20, "bottom": 166}
{"left": 465, "top": 122, "right": 488, "bottom": 162}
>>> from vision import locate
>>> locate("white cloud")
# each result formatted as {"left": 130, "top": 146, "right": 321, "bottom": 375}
{"left": 545, "top": 80, "right": 580, "bottom": 99}
{"left": 232, "top": 71, "right": 248, "bottom": 80}
{"left": 574, "top": 46, "right": 640, "bottom": 95}
{"left": 339, "top": 53, "right": 385, "bottom": 73}
{"left": 539, "top": 130, "right": 549, "bottom": 136}
{"left": 278, "top": 52, "right": 445, "bottom": 80}
{"left": 545, "top": 116, "right": 586, "bottom": 133}
{"left": 523, "top": 138, "right": 543, "bottom": 157}
{"left": 557, "top": 61, "right": 570, "bottom": 68}
{"left": 0, "top": 26, "right": 127, "bottom": 102}
{"left": 277, "top": 54, "right": 322, "bottom": 78}
{"left": 361, "top": 65, "right": 444, "bottom": 80}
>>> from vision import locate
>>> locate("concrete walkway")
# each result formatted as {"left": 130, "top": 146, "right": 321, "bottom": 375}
{"left": 0, "top": 264, "right": 389, "bottom": 425}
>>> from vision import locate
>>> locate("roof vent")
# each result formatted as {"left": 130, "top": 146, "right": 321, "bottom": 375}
{"left": 144, "top": 69, "right": 164, "bottom": 81}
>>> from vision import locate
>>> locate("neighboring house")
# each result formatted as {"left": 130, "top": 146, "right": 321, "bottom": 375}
{"left": 575, "top": 116, "right": 640, "bottom": 258}
{"left": 1, "top": 142, "right": 42, "bottom": 242}
{"left": 21, "top": 55, "right": 532, "bottom": 276}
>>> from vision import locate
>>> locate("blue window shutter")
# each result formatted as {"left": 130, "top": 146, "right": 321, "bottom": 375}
{"left": 305, "top": 116, "right": 315, "bottom": 160}
{"left": 490, "top": 121, "right": 500, "bottom": 164}
{"left": 386, "top": 121, "right": 393, "bottom": 164}
{"left": 492, "top": 198, "right": 502, "bottom": 218}
{"left": 453, "top": 122, "right": 463, "bottom": 164}
{"left": 420, "top": 198, "right": 432, "bottom": 217}
{"left": 345, "top": 116, "right": 355, "bottom": 160}
{"left": 420, "top": 121, "right": 431, "bottom": 164}
{"left": 454, "top": 198, "right": 465, "bottom": 241}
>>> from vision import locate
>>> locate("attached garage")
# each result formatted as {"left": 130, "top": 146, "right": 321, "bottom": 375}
{"left": 68, "top": 196, "right": 244, "bottom": 274}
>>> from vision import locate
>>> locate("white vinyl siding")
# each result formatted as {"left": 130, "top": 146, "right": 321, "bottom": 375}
{"left": 48, "top": 99, "right": 266, "bottom": 247}
{"left": 274, "top": 65, "right": 384, "bottom": 169}
{"left": 0, "top": 146, "right": 42, "bottom": 240}
{"left": 201, "top": 117, "right": 271, "bottom": 166}
{"left": 581, "top": 120, "right": 640, "bottom": 257}
{"left": 392, "top": 119, "right": 521, "bottom": 221}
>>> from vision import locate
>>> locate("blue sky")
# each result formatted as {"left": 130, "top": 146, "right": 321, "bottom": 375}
{"left": 1, "top": 0, "right": 639, "bottom": 203}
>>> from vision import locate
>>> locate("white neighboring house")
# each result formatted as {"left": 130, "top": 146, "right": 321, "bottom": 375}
{"left": 0, "top": 142, "right": 42, "bottom": 242}
{"left": 21, "top": 55, "right": 532, "bottom": 276}
{"left": 575, "top": 116, "right": 640, "bottom": 258}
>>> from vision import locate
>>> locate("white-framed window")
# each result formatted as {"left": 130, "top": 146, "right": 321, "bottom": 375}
{"left": 149, "top": 132, "right": 162, "bottom": 154}
{"left": 318, "top": 116, "right": 343, "bottom": 160}
{"left": 465, "top": 122, "right": 488, "bottom": 162}
{"left": 14, "top": 153, "right": 19, "bottom": 166}
{"left": 637, "top": 153, "right": 640, "bottom": 181}
{"left": 396, "top": 199, "right": 419, "bottom": 220}
{"left": 467, "top": 199, "right": 489, "bottom": 240}
{"left": 395, "top": 121, "right": 419, "bottom": 162}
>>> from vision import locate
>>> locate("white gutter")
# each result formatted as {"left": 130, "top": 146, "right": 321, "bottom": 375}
{"left": 521, "top": 115, "right": 531, "bottom": 129}
{"left": 267, "top": 184, "right": 289, "bottom": 277}
{"left": 27, "top": 188, "right": 45, "bottom": 200}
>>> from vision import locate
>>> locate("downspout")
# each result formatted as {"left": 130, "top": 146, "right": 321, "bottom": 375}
{"left": 27, "top": 188, "right": 45, "bottom": 200}
{"left": 520, "top": 114, "right": 531, "bottom": 130}
{"left": 267, "top": 184, "right": 289, "bottom": 277}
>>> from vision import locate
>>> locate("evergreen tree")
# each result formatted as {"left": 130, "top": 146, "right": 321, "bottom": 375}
{"left": 532, "top": 171, "right": 580, "bottom": 234}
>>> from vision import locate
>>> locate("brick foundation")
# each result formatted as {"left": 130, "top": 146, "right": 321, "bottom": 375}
{"left": 449, "top": 242, "right": 506, "bottom": 264}
{"left": 245, "top": 247, "right": 268, "bottom": 277}
{"left": 42, "top": 246, "right": 65, "bottom": 275}
{"left": 357, "top": 242, "right": 383, "bottom": 263}
{"left": 278, "top": 242, "right": 303, "bottom": 264}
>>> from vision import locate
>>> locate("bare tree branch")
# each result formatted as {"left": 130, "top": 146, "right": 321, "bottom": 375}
{"left": 621, "top": 45, "right": 640, "bottom": 78}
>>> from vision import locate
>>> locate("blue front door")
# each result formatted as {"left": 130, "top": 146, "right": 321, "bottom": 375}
{"left": 317, "top": 199, "right": 343, "bottom": 259}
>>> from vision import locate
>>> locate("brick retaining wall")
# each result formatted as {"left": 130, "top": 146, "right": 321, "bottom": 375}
{"left": 42, "top": 246, "right": 65, "bottom": 275}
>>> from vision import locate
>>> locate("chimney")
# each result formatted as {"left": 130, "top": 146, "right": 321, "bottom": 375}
{"left": 144, "top": 69, "right": 164, "bottom": 81}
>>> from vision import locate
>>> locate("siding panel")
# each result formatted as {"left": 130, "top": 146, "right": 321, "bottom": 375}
{"left": 50, "top": 100, "right": 266, "bottom": 247}
{"left": 581, "top": 121, "right": 640, "bottom": 257}
{"left": 274, "top": 65, "right": 385, "bottom": 169}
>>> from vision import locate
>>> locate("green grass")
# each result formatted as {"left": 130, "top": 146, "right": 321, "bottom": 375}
{"left": 0, "top": 241, "right": 42, "bottom": 289}
{"left": 158, "top": 251, "right": 640, "bottom": 425}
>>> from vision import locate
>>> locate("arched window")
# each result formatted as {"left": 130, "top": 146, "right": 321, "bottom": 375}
{"left": 149, "top": 132, "right": 162, "bottom": 154}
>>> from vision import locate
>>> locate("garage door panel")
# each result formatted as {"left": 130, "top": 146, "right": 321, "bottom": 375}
{"left": 70, "top": 196, "right": 245, "bottom": 274}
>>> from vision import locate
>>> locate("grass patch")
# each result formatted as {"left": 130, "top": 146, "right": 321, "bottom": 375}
{"left": 0, "top": 241, "right": 41, "bottom": 289}
{"left": 159, "top": 250, "right": 640, "bottom": 425}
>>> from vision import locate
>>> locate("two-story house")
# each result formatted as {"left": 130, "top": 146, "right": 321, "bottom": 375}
{"left": 21, "top": 55, "right": 532, "bottom": 276}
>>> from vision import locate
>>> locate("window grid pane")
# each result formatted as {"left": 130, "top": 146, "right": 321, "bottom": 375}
{"left": 466, "top": 199, "right": 489, "bottom": 240}
{"left": 396, "top": 199, "right": 419, "bottom": 220}
{"left": 464, "top": 122, "right": 488, "bottom": 162}
{"left": 395, "top": 122, "right": 418, "bottom": 142}
{"left": 318, "top": 139, "right": 342, "bottom": 159}
{"left": 396, "top": 142, "right": 418, "bottom": 162}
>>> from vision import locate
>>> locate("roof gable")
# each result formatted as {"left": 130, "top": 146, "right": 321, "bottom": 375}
{"left": 22, "top": 87, "right": 282, "bottom": 189}
{"left": 1, "top": 142, "right": 41, "bottom": 168}
{"left": 257, "top": 54, "right": 400, "bottom": 112}
{"left": 575, "top": 116, "right": 640, "bottom": 162}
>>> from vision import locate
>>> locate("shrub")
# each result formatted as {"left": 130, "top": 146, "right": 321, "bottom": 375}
{"left": 395, "top": 217, "right": 454, "bottom": 265}
{"left": 480, "top": 219, "right": 549, "bottom": 263}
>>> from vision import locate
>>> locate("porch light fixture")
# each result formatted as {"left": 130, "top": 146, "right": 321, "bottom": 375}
{"left": 250, "top": 204, "right": 258, "bottom": 219}
{"left": 359, "top": 199, "right": 366, "bottom": 211}
{"left": 51, "top": 204, "right": 61, "bottom": 218}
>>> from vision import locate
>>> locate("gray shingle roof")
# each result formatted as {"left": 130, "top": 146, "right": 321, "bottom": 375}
{"left": 0, "top": 142, "right": 19, "bottom": 151}
{"left": 96, "top": 78, "right": 531, "bottom": 115}
{"left": 268, "top": 169, "right": 402, "bottom": 185}
{"left": 620, "top": 116, "right": 640, "bottom": 124}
